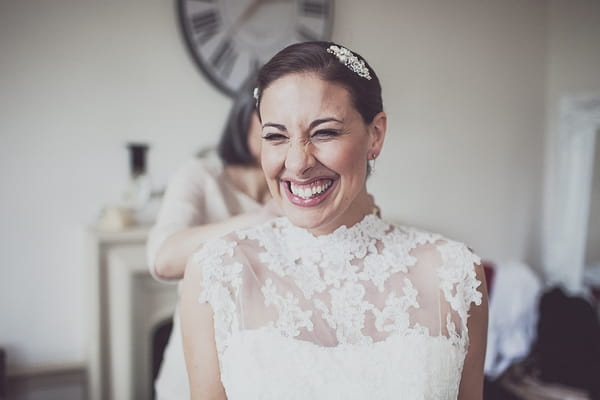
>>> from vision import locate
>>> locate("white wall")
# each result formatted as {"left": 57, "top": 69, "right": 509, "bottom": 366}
{"left": 0, "top": 0, "right": 550, "bottom": 370}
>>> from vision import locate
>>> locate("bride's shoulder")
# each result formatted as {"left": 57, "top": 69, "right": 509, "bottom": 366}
{"left": 384, "top": 220, "right": 480, "bottom": 266}
{"left": 189, "top": 217, "right": 284, "bottom": 270}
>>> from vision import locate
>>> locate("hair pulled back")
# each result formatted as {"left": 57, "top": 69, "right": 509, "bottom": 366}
{"left": 256, "top": 41, "right": 383, "bottom": 124}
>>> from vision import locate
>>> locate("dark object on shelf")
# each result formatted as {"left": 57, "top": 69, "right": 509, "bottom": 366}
{"left": 127, "top": 143, "right": 149, "bottom": 178}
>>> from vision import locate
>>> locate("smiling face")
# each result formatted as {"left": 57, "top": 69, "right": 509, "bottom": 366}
{"left": 259, "top": 73, "right": 386, "bottom": 235}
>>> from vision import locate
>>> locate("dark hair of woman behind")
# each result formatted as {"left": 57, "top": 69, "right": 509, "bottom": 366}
{"left": 216, "top": 79, "right": 258, "bottom": 166}
{"left": 256, "top": 41, "right": 383, "bottom": 124}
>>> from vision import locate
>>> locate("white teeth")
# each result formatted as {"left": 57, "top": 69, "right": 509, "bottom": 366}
{"left": 290, "top": 181, "right": 332, "bottom": 199}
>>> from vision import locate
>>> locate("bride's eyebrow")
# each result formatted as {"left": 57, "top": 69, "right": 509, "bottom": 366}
{"left": 309, "top": 118, "right": 343, "bottom": 130}
{"left": 262, "top": 122, "right": 286, "bottom": 131}
{"left": 262, "top": 117, "right": 343, "bottom": 131}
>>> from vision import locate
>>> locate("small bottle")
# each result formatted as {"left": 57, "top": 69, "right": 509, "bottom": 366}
{"left": 123, "top": 143, "right": 151, "bottom": 221}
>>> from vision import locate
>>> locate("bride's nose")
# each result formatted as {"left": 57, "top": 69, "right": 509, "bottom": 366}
{"left": 284, "top": 139, "right": 315, "bottom": 176}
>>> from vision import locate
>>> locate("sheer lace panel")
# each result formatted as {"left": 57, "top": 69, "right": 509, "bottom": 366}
{"left": 191, "top": 215, "right": 483, "bottom": 400}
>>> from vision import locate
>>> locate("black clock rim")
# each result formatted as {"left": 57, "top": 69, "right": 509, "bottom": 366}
{"left": 176, "top": 0, "right": 336, "bottom": 99}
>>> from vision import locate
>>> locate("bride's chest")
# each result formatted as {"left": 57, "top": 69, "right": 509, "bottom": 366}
{"left": 219, "top": 328, "right": 464, "bottom": 400}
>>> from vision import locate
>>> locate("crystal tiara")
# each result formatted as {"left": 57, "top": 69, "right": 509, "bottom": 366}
{"left": 326, "top": 45, "right": 372, "bottom": 80}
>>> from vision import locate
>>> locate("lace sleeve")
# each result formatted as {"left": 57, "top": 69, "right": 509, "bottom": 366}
{"left": 436, "top": 241, "right": 483, "bottom": 334}
{"left": 191, "top": 238, "right": 243, "bottom": 356}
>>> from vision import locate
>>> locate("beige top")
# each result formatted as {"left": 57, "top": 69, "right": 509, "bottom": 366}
{"left": 147, "top": 151, "right": 261, "bottom": 281}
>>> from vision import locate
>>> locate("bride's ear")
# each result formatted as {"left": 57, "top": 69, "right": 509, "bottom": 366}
{"left": 368, "top": 112, "right": 387, "bottom": 157}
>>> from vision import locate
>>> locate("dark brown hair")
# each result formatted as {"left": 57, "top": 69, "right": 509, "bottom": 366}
{"left": 216, "top": 76, "right": 257, "bottom": 166}
{"left": 256, "top": 41, "right": 383, "bottom": 124}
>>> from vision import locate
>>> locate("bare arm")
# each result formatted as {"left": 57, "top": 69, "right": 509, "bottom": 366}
{"left": 180, "top": 257, "right": 227, "bottom": 400}
{"left": 458, "top": 263, "right": 489, "bottom": 400}
{"left": 152, "top": 211, "right": 267, "bottom": 280}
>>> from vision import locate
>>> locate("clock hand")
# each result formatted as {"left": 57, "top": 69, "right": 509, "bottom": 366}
{"left": 223, "top": 0, "right": 291, "bottom": 41}
{"left": 224, "top": 0, "right": 269, "bottom": 40}
{"left": 236, "top": 0, "right": 269, "bottom": 26}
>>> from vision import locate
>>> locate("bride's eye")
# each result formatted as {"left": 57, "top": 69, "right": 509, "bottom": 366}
{"left": 312, "top": 129, "right": 339, "bottom": 140}
{"left": 262, "top": 133, "right": 288, "bottom": 142}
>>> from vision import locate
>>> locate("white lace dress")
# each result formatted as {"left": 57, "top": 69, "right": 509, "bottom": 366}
{"left": 191, "top": 214, "right": 483, "bottom": 399}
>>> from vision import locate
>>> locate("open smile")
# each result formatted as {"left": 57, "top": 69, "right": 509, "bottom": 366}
{"left": 281, "top": 177, "right": 336, "bottom": 206}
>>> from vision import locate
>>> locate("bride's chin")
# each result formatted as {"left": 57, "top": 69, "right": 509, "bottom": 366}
{"left": 285, "top": 210, "right": 324, "bottom": 229}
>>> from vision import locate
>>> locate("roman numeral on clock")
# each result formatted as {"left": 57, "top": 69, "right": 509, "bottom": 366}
{"left": 190, "top": 9, "right": 220, "bottom": 45}
{"left": 301, "top": 0, "right": 329, "bottom": 17}
{"left": 211, "top": 39, "right": 238, "bottom": 78}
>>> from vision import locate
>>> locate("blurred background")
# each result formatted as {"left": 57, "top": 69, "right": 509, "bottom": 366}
{"left": 1, "top": 0, "right": 599, "bottom": 399}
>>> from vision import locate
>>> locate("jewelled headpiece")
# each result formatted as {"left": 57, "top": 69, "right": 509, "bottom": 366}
{"left": 326, "top": 45, "right": 372, "bottom": 80}
{"left": 253, "top": 87, "right": 260, "bottom": 107}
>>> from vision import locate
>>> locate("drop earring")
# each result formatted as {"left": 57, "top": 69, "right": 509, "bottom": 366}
{"left": 368, "top": 154, "right": 377, "bottom": 174}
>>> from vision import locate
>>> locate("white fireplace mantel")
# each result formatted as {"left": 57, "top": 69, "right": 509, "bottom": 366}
{"left": 85, "top": 226, "right": 178, "bottom": 400}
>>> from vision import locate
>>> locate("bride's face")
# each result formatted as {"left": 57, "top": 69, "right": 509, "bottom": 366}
{"left": 259, "top": 72, "right": 385, "bottom": 235}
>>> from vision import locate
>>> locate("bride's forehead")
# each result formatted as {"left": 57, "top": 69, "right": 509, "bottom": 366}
{"left": 261, "top": 74, "right": 353, "bottom": 118}
{"left": 265, "top": 73, "right": 350, "bottom": 100}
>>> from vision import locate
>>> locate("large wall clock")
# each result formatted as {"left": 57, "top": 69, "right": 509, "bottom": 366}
{"left": 178, "top": 0, "right": 334, "bottom": 97}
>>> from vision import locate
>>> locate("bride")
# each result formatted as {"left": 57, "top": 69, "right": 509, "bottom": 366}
{"left": 180, "top": 41, "right": 488, "bottom": 400}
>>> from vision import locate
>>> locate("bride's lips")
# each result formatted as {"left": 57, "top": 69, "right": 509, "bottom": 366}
{"left": 280, "top": 177, "right": 337, "bottom": 207}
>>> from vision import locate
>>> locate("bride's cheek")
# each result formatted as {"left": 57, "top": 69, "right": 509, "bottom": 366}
{"left": 262, "top": 148, "right": 284, "bottom": 178}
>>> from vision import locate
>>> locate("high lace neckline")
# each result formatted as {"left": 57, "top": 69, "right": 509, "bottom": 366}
{"left": 278, "top": 213, "right": 389, "bottom": 241}
{"left": 253, "top": 214, "right": 393, "bottom": 271}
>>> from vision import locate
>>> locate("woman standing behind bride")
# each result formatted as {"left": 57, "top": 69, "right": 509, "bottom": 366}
{"left": 147, "top": 80, "right": 274, "bottom": 399}
{"left": 181, "top": 41, "right": 488, "bottom": 400}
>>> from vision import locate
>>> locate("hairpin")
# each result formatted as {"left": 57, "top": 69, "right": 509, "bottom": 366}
{"left": 326, "top": 45, "right": 372, "bottom": 80}
{"left": 253, "top": 87, "right": 260, "bottom": 107}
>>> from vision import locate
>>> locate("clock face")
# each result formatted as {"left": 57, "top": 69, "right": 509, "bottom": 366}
{"left": 178, "top": 0, "right": 334, "bottom": 97}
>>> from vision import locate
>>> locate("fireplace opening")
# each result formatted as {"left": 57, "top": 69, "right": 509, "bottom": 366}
{"left": 151, "top": 318, "right": 174, "bottom": 399}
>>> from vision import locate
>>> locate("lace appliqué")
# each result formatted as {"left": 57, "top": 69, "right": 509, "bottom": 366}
{"left": 373, "top": 278, "right": 420, "bottom": 333}
{"left": 193, "top": 239, "right": 243, "bottom": 355}
{"left": 437, "top": 240, "right": 483, "bottom": 345}
{"left": 242, "top": 216, "right": 463, "bottom": 345}
{"left": 193, "top": 215, "right": 484, "bottom": 400}
{"left": 262, "top": 278, "right": 314, "bottom": 337}
{"left": 203, "top": 215, "right": 483, "bottom": 354}
{"left": 315, "top": 281, "right": 374, "bottom": 345}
